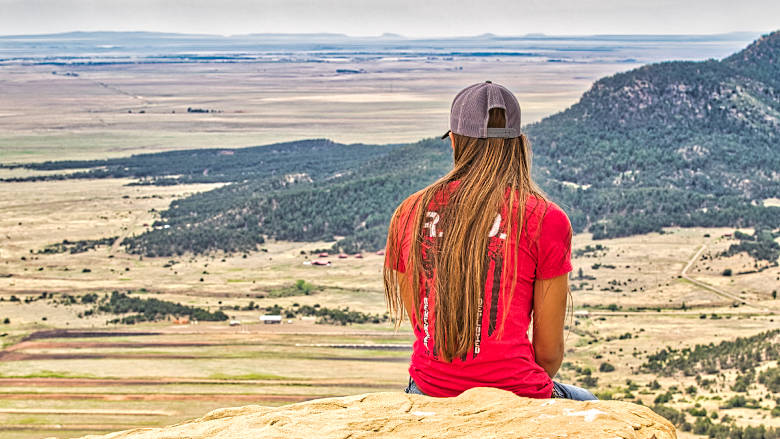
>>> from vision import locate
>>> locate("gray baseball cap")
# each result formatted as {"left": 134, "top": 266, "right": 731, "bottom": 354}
{"left": 441, "top": 80, "right": 522, "bottom": 140}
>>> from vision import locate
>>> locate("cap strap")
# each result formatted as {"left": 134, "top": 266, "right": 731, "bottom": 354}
{"left": 486, "top": 127, "right": 519, "bottom": 138}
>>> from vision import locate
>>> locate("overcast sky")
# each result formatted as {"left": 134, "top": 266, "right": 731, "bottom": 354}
{"left": 0, "top": 0, "right": 777, "bottom": 37}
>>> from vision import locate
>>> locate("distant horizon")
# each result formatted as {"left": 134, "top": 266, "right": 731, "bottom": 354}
{"left": 0, "top": 29, "right": 771, "bottom": 39}
{"left": 2, "top": 0, "right": 779, "bottom": 39}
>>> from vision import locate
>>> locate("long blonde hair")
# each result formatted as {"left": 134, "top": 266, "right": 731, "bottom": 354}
{"left": 383, "top": 108, "right": 555, "bottom": 362}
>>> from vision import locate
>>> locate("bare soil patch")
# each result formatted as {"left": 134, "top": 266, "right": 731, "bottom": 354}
{"left": 0, "top": 393, "right": 318, "bottom": 402}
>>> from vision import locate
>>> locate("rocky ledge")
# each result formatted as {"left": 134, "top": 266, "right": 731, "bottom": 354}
{"left": 78, "top": 387, "right": 676, "bottom": 439}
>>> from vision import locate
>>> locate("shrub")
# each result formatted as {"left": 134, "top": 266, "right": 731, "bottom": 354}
{"left": 722, "top": 395, "right": 747, "bottom": 408}
{"left": 295, "top": 279, "right": 315, "bottom": 295}
{"left": 578, "top": 375, "right": 598, "bottom": 387}
{"left": 693, "top": 417, "right": 713, "bottom": 435}
{"left": 687, "top": 407, "right": 707, "bottom": 417}
{"left": 651, "top": 405, "right": 685, "bottom": 427}
{"left": 758, "top": 367, "right": 779, "bottom": 393}
{"left": 654, "top": 391, "right": 673, "bottom": 404}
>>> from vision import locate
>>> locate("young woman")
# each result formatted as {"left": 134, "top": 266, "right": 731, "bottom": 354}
{"left": 383, "top": 81, "right": 597, "bottom": 401}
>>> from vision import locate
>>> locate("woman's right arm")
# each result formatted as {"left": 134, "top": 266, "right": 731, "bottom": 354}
{"left": 532, "top": 273, "right": 568, "bottom": 378}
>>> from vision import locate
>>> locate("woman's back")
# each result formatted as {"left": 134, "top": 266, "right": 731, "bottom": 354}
{"left": 385, "top": 180, "right": 572, "bottom": 398}
{"left": 383, "top": 81, "right": 594, "bottom": 401}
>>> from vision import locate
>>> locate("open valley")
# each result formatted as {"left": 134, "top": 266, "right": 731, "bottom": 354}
{"left": 0, "top": 176, "right": 778, "bottom": 438}
{"left": 1, "top": 30, "right": 779, "bottom": 438}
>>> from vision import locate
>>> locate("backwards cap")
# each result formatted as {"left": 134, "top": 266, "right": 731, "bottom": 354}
{"left": 441, "top": 80, "right": 522, "bottom": 140}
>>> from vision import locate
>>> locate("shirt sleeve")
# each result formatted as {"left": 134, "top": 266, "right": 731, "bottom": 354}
{"left": 535, "top": 203, "right": 573, "bottom": 280}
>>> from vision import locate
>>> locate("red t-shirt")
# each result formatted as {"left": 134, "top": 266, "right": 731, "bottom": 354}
{"left": 385, "top": 180, "right": 573, "bottom": 399}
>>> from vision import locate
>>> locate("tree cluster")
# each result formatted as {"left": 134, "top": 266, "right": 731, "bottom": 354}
{"left": 95, "top": 290, "right": 228, "bottom": 323}
{"left": 641, "top": 329, "right": 779, "bottom": 376}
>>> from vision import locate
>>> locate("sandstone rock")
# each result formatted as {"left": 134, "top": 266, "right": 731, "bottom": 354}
{"left": 78, "top": 387, "right": 676, "bottom": 439}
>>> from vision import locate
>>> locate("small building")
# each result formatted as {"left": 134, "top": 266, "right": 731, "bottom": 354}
{"left": 338, "top": 253, "right": 348, "bottom": 259}
{"left": 375, "top": 249, "right": 385, "bottom": 256}
{"left": 260, "top": 315, "right": 282, "bottom": 324}
{"left": 312, "top": 259, "right": 331, "bottom": 266}
{"left": 229, "top": 320, "right": 241, "bottom": 326}
{"left": 318, "top": 252, "right": 329, "bottom": 258}
{"left": 353, "top": 253, "right": 363, "bottom": 259}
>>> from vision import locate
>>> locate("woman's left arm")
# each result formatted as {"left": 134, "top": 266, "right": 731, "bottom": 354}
{"left": 531, "top": 273, "right": 568, "bottom": 379}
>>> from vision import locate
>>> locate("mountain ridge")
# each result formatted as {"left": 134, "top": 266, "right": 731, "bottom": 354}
{"left": 525, "top": 30, "right": 780, "bottom": 235}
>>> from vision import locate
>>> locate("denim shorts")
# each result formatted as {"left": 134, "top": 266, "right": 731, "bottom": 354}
{"left": 551, "top": 380, "right": 598, "bottom": 400}
{"left": 404, "top": 375, "right": 426, "bottom": 395}
{"left": 404, "top": 376, "right": 598, "bottom": 401}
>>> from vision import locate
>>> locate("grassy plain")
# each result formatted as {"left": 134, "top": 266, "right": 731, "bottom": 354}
{"left": 0, "top": 177, "right": 778, "bottom": 438}
{"left": 0, "top": 58, "right": 650, "bottom": 164}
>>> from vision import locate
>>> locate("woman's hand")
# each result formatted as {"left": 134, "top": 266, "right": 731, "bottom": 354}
{"left": 532, "top": 273, "right": 569, "bottom": 378}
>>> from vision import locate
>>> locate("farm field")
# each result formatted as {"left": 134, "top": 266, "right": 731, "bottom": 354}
{"left": 0, "top": 176, "right": 778, "bottom": 438}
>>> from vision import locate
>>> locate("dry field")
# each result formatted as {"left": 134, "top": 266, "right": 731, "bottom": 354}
{"left": 0, "top": 58, "right": 647, "bottom": 164}
{"left": 0, "top": 177, "right": 778, "bottom": 438}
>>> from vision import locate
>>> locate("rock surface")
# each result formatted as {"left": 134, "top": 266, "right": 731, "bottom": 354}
{"left": 78, "top": 387, "right": 676, "bottom": 439}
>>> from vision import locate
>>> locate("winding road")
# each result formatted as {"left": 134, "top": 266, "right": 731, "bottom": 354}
{"left": 680, "top": 244, "right": 769, "bottom": 311}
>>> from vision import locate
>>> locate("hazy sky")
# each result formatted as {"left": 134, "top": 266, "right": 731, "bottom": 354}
{"left": 0, "top": 0, "right": 778, "bottom": 37}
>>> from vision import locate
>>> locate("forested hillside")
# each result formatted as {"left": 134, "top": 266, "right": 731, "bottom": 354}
{"left": 525, "top": 30, "right": 780, "bottom": 238}
{"left": 2, "top": 139, "right": 396, "bottom": 186}
{"left": 4, "top": 31, "right": 779, "bottom": 256}
{"left": 121, "top": 138, "right": 452, "bottom": 255}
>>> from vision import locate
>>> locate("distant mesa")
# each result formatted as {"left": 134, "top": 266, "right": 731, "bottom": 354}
{"left": 336, "top": 68, "right": 366, "bottom": 74}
